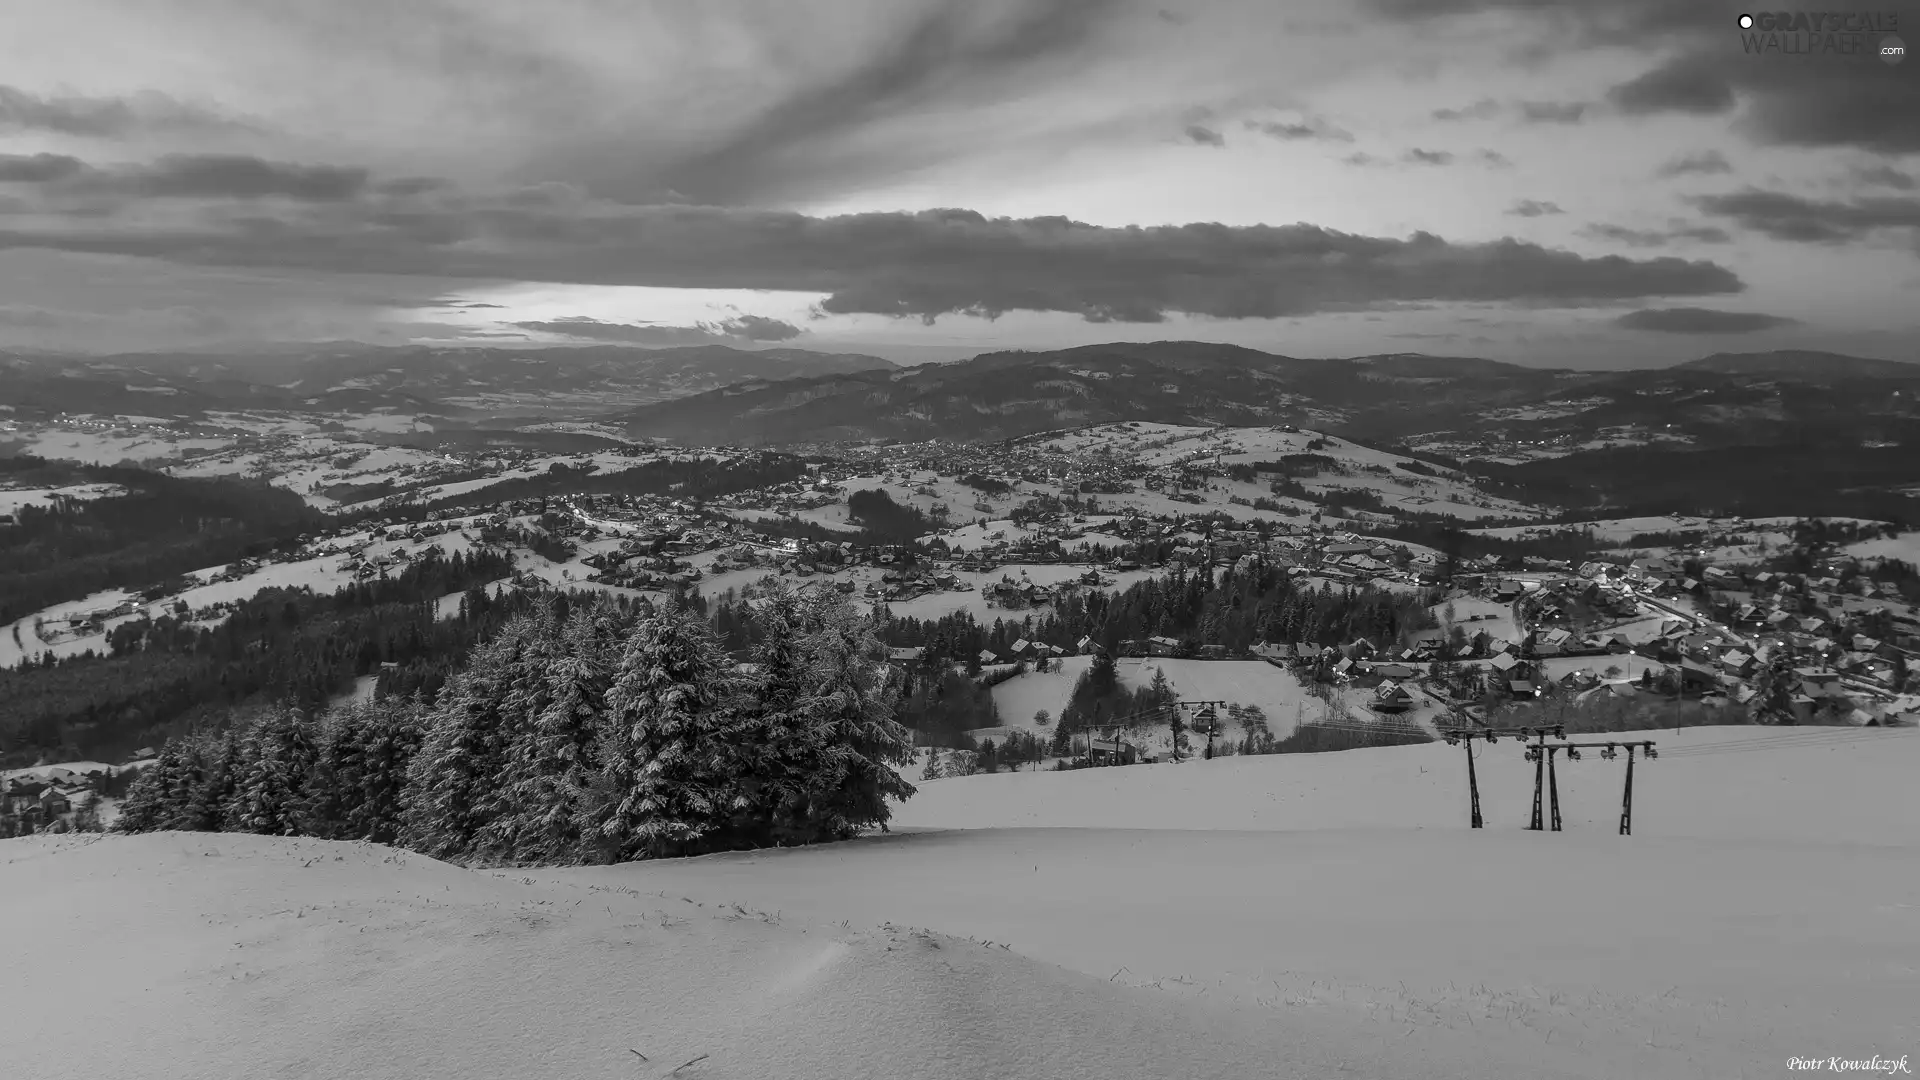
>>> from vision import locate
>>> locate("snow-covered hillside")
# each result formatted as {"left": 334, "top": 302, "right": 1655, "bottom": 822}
{"left": 6, "top": 724, "right": 1913, "bottom": 1079}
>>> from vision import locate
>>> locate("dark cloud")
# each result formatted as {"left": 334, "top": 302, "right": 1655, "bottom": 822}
{"left": 1608, "top": 61, "right": 1736, "bottom": 115}
{"left": 0, "top": 85, "right": 252, "bottom": 138}
{"left": 430, "top": 299, "right": 506, "bottom": 309}
{"left": 1507, "top": 199, "right": 1566, "bottom": 217}
{"left": 1475, "top": 148, "right": 1513, "bottom": 168}
{"left": 0, "top": 153, "right": 87, "bottom": 183}
{"left": 1655, "top": 150, "right": 1733, "bottom": 179}
{"left": 1367, "top": 0, "right": 1918, "bottom": 153}
{"left": 116, "top": 155, "right": 370, "bottom": 200}
{"left": 1404, "top": 148, "right": 1454, "bottom": 165}
{"left": 639, "top": 0, "right": 1127, "bottom": 205}
{"left": 1343, "top": 151, "right": 1388, "bottom": 167}
{"left": 1243, "top": 117, "right": 1354, "bottom": 142}
{"left": 1691, "top": 189, "right": 1920, "bottom": 244}
{"left": 511, "top": 314, "right": 803, "bottom": 345}
{"left": 1431, "top": 99, "right": 1500, "bottom": 121}
{"left": 1184, "top": 124, "right": 1226, "bottom": 147}
{"left": 0, "top": 160, "right": 1749, "bottom": 322}
{"left": 1615, "top": 307, "right": 1798, "bottom": 334}
{"left": 1851, "top": 163, "right": 1918, "bottom": 191}
{"left": 1579, "top": 222, "right": 1733, "bottom": 247}
{"left": 725, "top": 314, "right": 804, "bottom": 341}
{"left": 1516, "top": 100, "right": 1588, "bottom": 123}
{"left": 8, "top": 153, "right": 369, "bottom": 201}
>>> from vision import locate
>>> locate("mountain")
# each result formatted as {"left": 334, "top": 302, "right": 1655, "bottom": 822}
{"left": 1672, "top": 350, "right": 1920, "bottom": 381}
{"left": 613, "top": 342, "right": 1578, "bottom": 445}
{"left": 0, "top": 343, "right": 897, "bottom": 419}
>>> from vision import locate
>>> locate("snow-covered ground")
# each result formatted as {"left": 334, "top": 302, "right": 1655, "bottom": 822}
{"left": 0, "top": 483, "right": 127, "bottom": 515}
{"left": 5, "top": 724, "right": 1916, "bottom": 1078}
{"left": 1844, "top": 534, "right": 1920, "bottom": 566}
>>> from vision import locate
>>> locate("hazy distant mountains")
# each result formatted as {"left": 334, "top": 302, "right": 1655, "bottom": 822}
{"left": 615, "top": 342, "right": 1920, "bottom": 447}
{"left": 0, "top": 343, "right": 896, "bottom": 418}
{"left": 4, "top": 339, "right": 1916, "bottom": 455}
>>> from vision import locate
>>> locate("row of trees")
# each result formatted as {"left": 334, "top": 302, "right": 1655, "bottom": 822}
{"left": 115, "top": 587, "right": 917, "bottom": 865}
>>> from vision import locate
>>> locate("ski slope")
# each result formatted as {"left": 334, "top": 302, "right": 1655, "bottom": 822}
{"left": 4, "top": 724, "right": 1915, "bottom": 1079}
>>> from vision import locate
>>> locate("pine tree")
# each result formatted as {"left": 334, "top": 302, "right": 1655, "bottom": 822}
{"left": 224, "top": 706, "right": 318, "bottom": 836}
{"left": 584, "top": 606, "right": 736, "bottom": 863}
{"left": 719, "top": 587, "right": 814, "bottom": 848}
{"left": 400, "top": 623, "right": 529, "bottom": 859}
{"left": 777, "top": 589, "right": 916, "bottom": 842}
{"left": 302, "top": 706, "right": 370, "bottom": 840}
{"left": 474, "top": 609, "right": 568, "bottom": 860}
{"left": 500, "top": 652, "right": 608, "bottom": 862}
{"left": 350, "top": 697, "right": 424, "bottom": 844}
{"left": 115, "top": 741, "right": 185, "bottom": 833}
{"left": 181, "top": 728, "right": 243, "bottom": 832}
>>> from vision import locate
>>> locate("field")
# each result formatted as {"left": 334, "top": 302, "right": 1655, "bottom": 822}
{"left": 6, "top": 723, "right": 1915, "bottom": 1079}
{"left": 984, "top": 657, "right": 1365, "bottom": 744}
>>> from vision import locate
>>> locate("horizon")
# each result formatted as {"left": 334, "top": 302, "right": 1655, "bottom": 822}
{"left": 2, "top": 0, "right": 1916, "bottom": 367}
{"left": 10, "top": 337, "right": 1917, "bottom": 375}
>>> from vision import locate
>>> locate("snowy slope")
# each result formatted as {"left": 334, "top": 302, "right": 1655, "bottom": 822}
{"left": 6, "top": 726, "right": 1915, "bottom": 1080}
{"left": 0, "top": 833, "right": 1571, "bottom": 1080}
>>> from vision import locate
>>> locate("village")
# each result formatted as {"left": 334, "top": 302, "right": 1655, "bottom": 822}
{"left": 5, "top": 415, "right": 1918, "bottom": 818}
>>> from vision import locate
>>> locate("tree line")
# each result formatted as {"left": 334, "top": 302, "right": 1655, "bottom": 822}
{"left": 115, "top": 587, "right": 917, "bottom": 864}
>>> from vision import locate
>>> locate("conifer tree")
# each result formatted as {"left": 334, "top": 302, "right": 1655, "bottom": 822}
{"left": 302, "top": 706, "right": 370, "bottom": 839}
{"left": 584, "top": 605, "right": 735, "bottom": 862}
{"left": 224, "top": 706, "right": 318, "bottom": 836}
{"left": 779, "top": 589, "right": 916, "bottom": 842}
{"left": 115, "top": 740, "right": 186, "bottom": 833}
{"left": 400, "top": 621, "right": 530, "bottom": 859}
{"left": 349, "top": 696, "right": 425, "bottom": 844}
{"left": 181, "top": 728, "right": 243, "bottom": 832}
{"left": 474, "top": 608, "right": 567, "bottom": 860}
{"left": 500, "top": 652, "right": 608, "bottom": 862}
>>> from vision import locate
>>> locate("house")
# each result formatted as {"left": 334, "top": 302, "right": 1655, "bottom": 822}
{"left": 1087, "top": 735, "right": 1139, "bottom": 766}
{"left": 1147, "top": 635, "right": 1181, "bottom": 657}
{"left": 887, "top": 646, "right": 926, "bottom": 664}
{"left": 1370, "top": 662, "right": 1418, "bottom": 681}
{"left": 1371, "top": 681, "right": 1416, "bottom": 713}
{"left": 978, "top": 649, "right": 999, "bottom": 666}
{"left": 1250, "top": 642, "right": 1291, "bottom": 666}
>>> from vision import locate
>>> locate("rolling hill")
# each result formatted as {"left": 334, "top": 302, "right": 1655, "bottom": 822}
{"left": 0, "top": 343, "right": 897, "bottom": 420}
{"left": 613, "top": 342, "right": 1580, "bottom": 445}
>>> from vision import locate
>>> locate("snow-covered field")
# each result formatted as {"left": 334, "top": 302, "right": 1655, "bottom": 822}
{"left": 8, "top": 724, "right": 1913, "bottom": 1079}
{"left": 0, "top": 483, "right": 127, "bottom": 514}
{"left": 1845, "top": 534, "right": 1920, "bottom": 566}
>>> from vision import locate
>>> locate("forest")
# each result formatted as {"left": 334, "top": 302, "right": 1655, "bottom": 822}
{"left": 107, "top": 588, "right": 916, "bottom": 865}
{"left": 0, "top": 548, "right": 517, "bottom": 768}
{"left": 0, "top": 456, "right": 321, "bottom": 625}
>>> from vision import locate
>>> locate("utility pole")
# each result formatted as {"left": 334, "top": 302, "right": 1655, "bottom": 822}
{"left": 1465, "top": 736, "right": 1482, "bottom": 828}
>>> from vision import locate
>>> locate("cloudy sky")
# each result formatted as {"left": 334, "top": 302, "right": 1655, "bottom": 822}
{"left": 1, "top": 0, "right": 1916, "bottom": 367}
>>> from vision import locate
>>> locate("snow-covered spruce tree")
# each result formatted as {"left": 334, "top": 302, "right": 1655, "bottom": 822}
{"left": 473, "top": 605, "right": 568, "bottom": 861}
{"left": 565, "top": 595, "right": 639, "bottom": 671}
{"left": 349, "top": 696, "right": 425, "bottom": 845}
{"left": 778, "top": 589, "right": 916, "bottom": 842}
{"left": 223, "top": 705, "right": 319, "bottom": 836}
{"left": 180, "top": 728, "right": 243, "bottom": 832}
{"left": 114, "top": 739, "right": 188, "bottom": 833}
{"left": 711, "top": 585, "right": 818, "bottom": 849}
{"left": 300, "top": 704, "right": 370, "bottom": 840}
{"left": 399, "top": 619, "right": 534, "bottom": 859}
{"left": 582, "top": 602, "right": 737, "bottom": 863}
{"left": 498, "top": 650, "right": 609, "bottom": 863}
{"left": 160, "top": 736, "right": 209, "bottom": 830}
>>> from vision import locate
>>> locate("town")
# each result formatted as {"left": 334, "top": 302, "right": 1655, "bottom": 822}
{"left": 6, "top": 412, "right": 1916, "bottom": 827}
